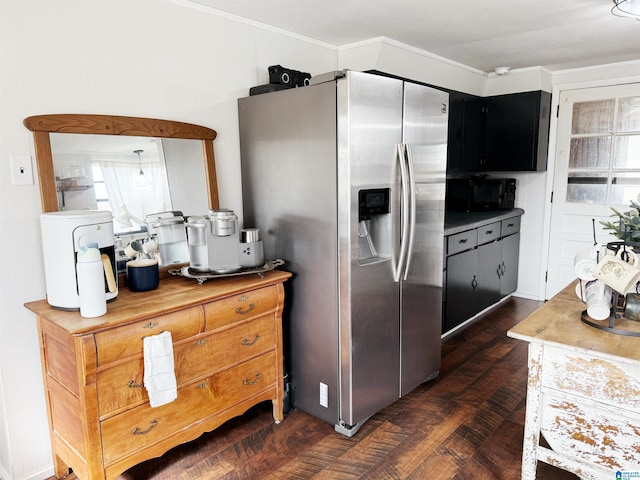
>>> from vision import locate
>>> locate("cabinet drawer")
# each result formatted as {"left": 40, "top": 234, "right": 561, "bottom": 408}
{"left": 540, "top": 345, "right": 640, "bottom": 415}
{"left": 501, "top": 216, "right": 520, "bottom": 236}
{"left": 204, "top": 285, "right": 279, "bottom": 331}
{"left": 540, "top": 390, "right": 640, "bottom": 472}
{"left": 97, "top": 315, "right": 277, "bottom": 417}
{"left": 447, "top": 229, "right": 477, "bottom": 256}
{"left": 101, "top": 351, "right": 277, "bottom": 464}
{"left": 477, "top": 222, "right": 501, "bottom": 245}
{"left": 95, "top": 307, "right": 204, "bottom": 365}
{"left": 179, "top": 314, "right": 277, "bottom": 381}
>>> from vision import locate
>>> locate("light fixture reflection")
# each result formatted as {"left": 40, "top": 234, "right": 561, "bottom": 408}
{"left": 134, "top": 149, "right": 150, "bottom": 187}
{"left": 612, "top": 0, "right": 640, "bottom": 19}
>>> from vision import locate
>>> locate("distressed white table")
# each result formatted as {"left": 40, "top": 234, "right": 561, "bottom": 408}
{"left": 508, "top": 282, "right": 640, "bottom": 480}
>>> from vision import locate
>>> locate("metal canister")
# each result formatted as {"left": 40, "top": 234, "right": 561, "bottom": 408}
{"left": 208, "top": 209, "right": 237, "bottom": 237}
{"left": 624, "top": 293, "right": 640, "bottom": 321}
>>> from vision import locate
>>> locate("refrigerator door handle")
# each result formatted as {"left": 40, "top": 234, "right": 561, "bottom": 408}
{"left": 403, "top": 144, "right": 417, "bottom": 281}
{"left": 395, "top": 143, "right": 410, "bottom": 283}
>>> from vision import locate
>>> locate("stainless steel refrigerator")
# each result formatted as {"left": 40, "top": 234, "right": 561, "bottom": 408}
{"left": 238, "top": 70, "right": 448, "bottom": 436}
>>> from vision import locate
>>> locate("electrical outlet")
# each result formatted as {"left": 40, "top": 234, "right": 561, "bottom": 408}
{"left": 319, "top": 382, "right": 328, "bottom": 408}
{"left": 10, "top": 155, "right": 33, "bottom": 185}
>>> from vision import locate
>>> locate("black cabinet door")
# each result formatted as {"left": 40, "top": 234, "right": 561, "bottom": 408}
{"left": 444, "top": 248, "right": 478, "bottom": 333}
{"left": 482, "top": 91, "right": 551, "bottom": 172}
{"left": 476, "top": 240, "right": 502, "bottom": 311}
{"left": 461, "top": 96, "right": 485, "bottom": 173}
{"left": 500, "top": 232, "right": 520, "bottom": 296}
{"left": 447, "top": 91, "right": 484, "bottom": 174}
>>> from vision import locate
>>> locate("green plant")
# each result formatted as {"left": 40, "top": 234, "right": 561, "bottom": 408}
{"left": 600, "top": 200, "right": 640, "bottom": 241}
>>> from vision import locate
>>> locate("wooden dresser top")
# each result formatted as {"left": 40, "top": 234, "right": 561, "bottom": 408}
{"left": 508, "top": 280, "right": 640, "bottom": 361}
{"left": 25, "top": 270, "right": 291, "bottom": 335}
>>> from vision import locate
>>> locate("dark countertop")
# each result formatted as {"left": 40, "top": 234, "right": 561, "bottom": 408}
{"left": 445, "top": 208, "right": 525, "bottom": 236}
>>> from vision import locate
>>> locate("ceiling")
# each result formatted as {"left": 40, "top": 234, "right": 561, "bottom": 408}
{"left": 184, "top": 0, "right": 640, "bottom": 73}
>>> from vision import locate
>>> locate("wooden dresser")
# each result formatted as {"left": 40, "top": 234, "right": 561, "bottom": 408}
{"left": 25, "top": 269, "right": 291, "bottom": 480}
{"left": 508, "top": 281, "right": 640, "bottom": 479}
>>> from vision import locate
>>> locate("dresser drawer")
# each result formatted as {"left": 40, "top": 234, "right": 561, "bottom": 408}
{"left": 179, "top": 314, "right": 277, "bottom": 381}
{"left": 100, "top": 351, "right": 277, "bottom": 464}
{"left": 203, "top": 285, "right": 279, "bottom": 331}
{"left": 447, "top": 229, "right": 477, "bottom": 256}
{"left": 501, "top": 216, "right": 521, "bottom": 236}
{"left": 477, "top": 222, "right": 501, "bottom": 245}
{"left": 94, "top": 307, "right": 204, "bottom": 365}
{"left": 97, "top": 315, "right": 277, "bottom": 417}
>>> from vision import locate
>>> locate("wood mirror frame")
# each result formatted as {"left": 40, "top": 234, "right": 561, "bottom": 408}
{"left": 23, "top": 113, "right": 219, "bottom": 214}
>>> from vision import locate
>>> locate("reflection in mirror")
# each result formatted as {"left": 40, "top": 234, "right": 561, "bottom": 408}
{"left": 24, "top": 114, "right": 218, "bottom": 273}
{"left": 49, "top": 133, "right": 208, "bottom": 235}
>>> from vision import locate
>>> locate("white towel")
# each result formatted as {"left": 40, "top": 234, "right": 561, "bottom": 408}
{"left": 143, "top": 331, "right": 177, "bottom": 408}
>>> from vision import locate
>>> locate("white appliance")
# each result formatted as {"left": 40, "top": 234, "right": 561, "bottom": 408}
{"left": 239, "top": 70, "right": 448, "bottom": 436}
{"left": 40, "top": 210, "right": 118, "bottom": 309}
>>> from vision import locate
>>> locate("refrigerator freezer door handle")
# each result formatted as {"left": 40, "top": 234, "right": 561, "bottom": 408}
{"left": 403, "top": 144, "right": 417, "bottom": 281}
{"left": 395, "top": 143, "right": 410, "bottom": 283}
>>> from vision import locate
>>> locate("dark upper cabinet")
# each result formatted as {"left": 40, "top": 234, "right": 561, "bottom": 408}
{"left": 482, "top": 90, "right": 552, "bottom": 172}
{"left": 447, "top": 91, "right": 484, "bottom": 174}
{"left": 447, "top": 89, "right": 551, "bottom": 174}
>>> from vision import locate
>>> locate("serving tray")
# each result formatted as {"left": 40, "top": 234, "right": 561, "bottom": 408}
{"left": 169, "top": 259, "right": 285, "bottom": 284}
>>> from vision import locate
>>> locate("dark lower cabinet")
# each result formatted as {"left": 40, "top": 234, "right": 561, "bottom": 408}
{"left": 500, "top": 231, "right": 520, "bottom": 297}
{"left": 443, "top": 216, "right": 521, "bottom": 334}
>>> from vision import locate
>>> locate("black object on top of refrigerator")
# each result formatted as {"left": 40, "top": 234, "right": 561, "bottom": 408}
{"left": 238, "top": 70, "right": 448, "bottom": 436}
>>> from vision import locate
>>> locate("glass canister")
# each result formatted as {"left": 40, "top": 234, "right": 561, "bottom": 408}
{"left": 186, "top": 215, "right": 209, "bottom": 272}
{"left": 153, "top": 216, "right": 189, "bottom": 266}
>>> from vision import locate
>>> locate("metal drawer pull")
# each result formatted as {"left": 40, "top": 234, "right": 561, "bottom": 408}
{"left": 243, "top": 372, "right": 262, "bottom": 385}
{"left": 197, "top": 382, "right": 207, "bottom": 389}
{"left": 236, "top": 303, "right": 255, "bottom": 315}
{"left": 132, "top": 419, "right": 157, "bottom": 435}
{"left": 194, "top": 339, "right": 206, "bottom": 346}
{"left": 241, "top": 334, "right": 260, "bottom": 346}
{"left": 143, "top": 321, "right": 157, "bottom": 329}
{"left": 471, "top": 276, "right": 478, "bottom": 291}
{"left": 128, "top": 380, "right": 144, "bottom": 389}
{"left": 486, "top": 230, "right": 493, "bottom": 235}
{"left": 507, "top": 223, "right": 514, "bottom": 228}
{"left": 458, "top": 238, "right": 467, "bottom": 244}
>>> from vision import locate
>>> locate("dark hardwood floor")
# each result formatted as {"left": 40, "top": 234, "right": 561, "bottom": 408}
{"left": 50, "top": 296, "right": 580, "bottom": 480}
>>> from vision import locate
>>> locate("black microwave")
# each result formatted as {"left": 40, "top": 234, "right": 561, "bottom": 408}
{"left": 446, "top": 177, "right": 516, "bottom": 212}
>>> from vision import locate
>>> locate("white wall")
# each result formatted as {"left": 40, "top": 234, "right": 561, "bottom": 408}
{"left": 2, "top": 1, "right": 639, "bottom": 479}
{"left": 0, "top": 1, "right": 336, "bottom": 478}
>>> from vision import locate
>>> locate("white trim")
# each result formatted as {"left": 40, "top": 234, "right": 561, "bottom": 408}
{"left": 170, "top": 0, "right": 338, "bottom": 50}
{"left": 337, "top": 36, "right": 488, "bottom": 76}
{"left": 552, "top": 59, "right": 640, "bottom": 77}
{"left": 0, "top": 463, "right": 54, "bottom": 480}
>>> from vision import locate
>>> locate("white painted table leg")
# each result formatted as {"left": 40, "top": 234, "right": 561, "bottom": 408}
{"left": 521, "top": 343, "right": 544, "bottom": 480}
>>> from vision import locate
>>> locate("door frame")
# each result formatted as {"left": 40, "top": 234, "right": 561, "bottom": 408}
{"left": 539, "top": 74, "right": 640, "bottom": 300}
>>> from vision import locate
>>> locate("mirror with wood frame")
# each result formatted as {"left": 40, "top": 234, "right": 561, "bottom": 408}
{"left": 24, "top": 114, "right": 219, "bottom": 272}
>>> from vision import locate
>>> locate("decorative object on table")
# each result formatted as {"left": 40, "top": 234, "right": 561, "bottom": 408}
{"left": 126, "top": 258, "right": 160, "bottom": 292}
{"left": 600, "top": 200, "right": 640, "bottom": 242}
{"left": 592, "top": 250, "right": 640, "bottom": 295}
{"left": 579, "top": 240, "right": 640, "bottom": 337}
{"left": 573, "top": 246, "right": 599, "bottom": 281}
